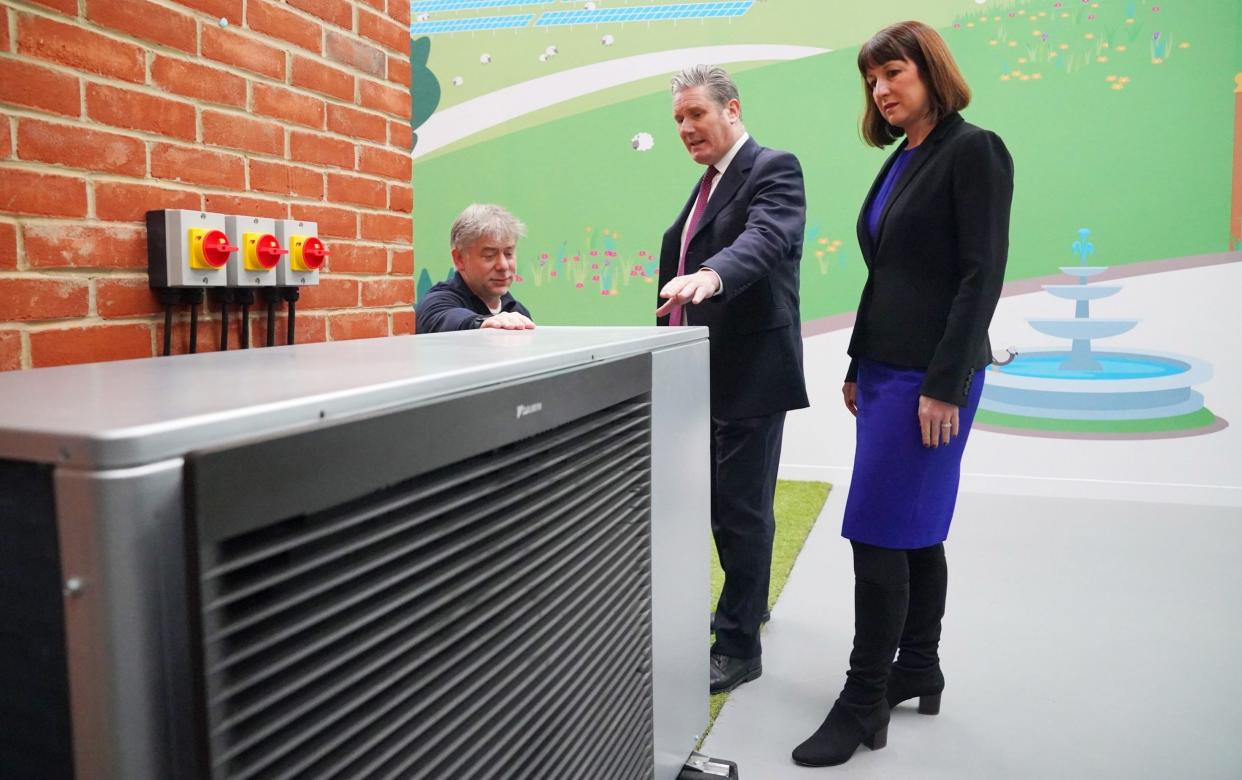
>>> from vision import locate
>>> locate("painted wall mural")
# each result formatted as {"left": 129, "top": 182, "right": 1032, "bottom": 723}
{"left": 975, "top": 228, "right": 1221, "bottom": 438}
{"left": 409, "top": 0, "right": 1242, "bottom": 449}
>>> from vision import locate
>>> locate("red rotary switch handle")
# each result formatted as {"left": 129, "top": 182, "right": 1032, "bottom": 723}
{"left": 300, "top": 236, "right": 328, "bottom": 270}
{"left": 197, "top": 228, "right": 237, "bottom": 269}
{"left": 254, "top": 233, "right": 287, "bottom": 270}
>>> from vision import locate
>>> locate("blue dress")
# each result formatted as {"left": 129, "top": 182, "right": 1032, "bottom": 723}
{"left": 841, "top": 145, "right": 985, "bottom": 550}
{"left": 841, "top": 359, "right": 985, "bottom": 549}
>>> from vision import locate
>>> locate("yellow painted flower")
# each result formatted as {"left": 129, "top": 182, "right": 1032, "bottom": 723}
{"left": 1125, "top": 18, "right": 1135, "bottom": 24}
{"left": 1000, "top": 74, "right": 1011, "bottom": 81}
{"left": 818, "top": 237, "right": 828, "bottom": 245}
{"left": 967, "top": 22, "right": 975, "bottom": 28}
{"left": 989, "top": 39, "right": 999, "bottom": 46}
{"left": 1012, "top": 69, "right": 1022, "bottom": 76}
{"left": 1112, "top": 83, "right": 1124, "bottom": 90}
{"left": 1097, "top": 56, "right": 1108, "bottom": 63}
{"left": 1119, "top": 76, "right": 1130, "bottom": 83}
{"left": 1179, "top": 42, "right": 1190, "bottom": 49}
{"left": 1032, "top": 73, "right": 1043, "bottom": 80}
{"left": 1152, "top": 57, "right": 1164, "bottom": 64}
{"left": 1085, "top": 33, "right": 1095, "bottom": 40}
{"left": 1115, "top": 45, "right": 1127, "bottom": 52}
{"left": 1018, "top": 57, "right": 1028, "bottom": 64}
{"left": 1033, "top": 30, "right": 1042, "bottom": 36}
{"left": 1020, "top": 75, "right": 1031, "bottom": 81}
{"left": 1061, "top": 11, "right": 1070, "bottom": 17}
{"left": 1060, "top": 43, "right": 1070, "bottom": 50}
{"left": 1106, "top": 75, "right": 1118, "bottom": 81}
{"left": 1049, "top": 51, "right": 1059, "bottom": 58}
{"left": 1009, "top": 40, "right": 1018, "bottom": 47}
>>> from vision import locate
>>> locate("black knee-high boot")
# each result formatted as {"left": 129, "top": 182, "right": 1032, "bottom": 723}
{"left": 791, "top": 578, "right": 908, "bottom": 767}
{"left": 887, "top": 544, "right": 947, "bottom": 713}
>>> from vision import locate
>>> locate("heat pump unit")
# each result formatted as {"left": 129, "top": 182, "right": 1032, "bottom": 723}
{"left": 0, "top": 327, "right": 713, "bottom": 780}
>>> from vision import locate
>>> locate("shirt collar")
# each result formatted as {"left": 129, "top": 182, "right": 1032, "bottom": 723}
{"left": 712, "top": 132, "right": 749, "bottom": 177}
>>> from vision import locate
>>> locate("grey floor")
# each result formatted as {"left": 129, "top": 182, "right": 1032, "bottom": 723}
{"left": 700, "top": 489, "right": 1242, "bottom": 779}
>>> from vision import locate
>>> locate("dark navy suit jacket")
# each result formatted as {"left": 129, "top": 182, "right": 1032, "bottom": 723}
{"left": 658, "top": 136, "right": 809, "bottom": 420}
{"left": 414, "top": 272, "right": 532, "bottom": 333}
{"left": 847, "top": 112, "right": 1014, "bottom": 405}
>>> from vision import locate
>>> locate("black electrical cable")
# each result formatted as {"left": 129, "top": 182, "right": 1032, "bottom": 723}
{"left": 156, "top": 288, "right": 178, "bottom": 356}
{"left": 239, "top": 288, "right": 254, "bottom": 349}
{"left": 219, "top": 297, "right": 230, "bottom": 351}
{"left": 163, "top": 304, "right": 173, "bottom": 356}
{"left": 282, "top": 287, "right": 301, "bottom": 345}
{"left": 188, "top": 290, "right": 202, "bottom": 354}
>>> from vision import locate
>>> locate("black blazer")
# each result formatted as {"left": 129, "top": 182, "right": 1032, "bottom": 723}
{"left": 658, "top": 137, "right": 809, "bottom": 420}
{"left": 847, "top": 112, "right": 1014, "bottom": 405}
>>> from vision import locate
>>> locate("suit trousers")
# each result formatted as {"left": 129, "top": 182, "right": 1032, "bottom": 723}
{"left": 709, "top": 410, "right": 786, "bottom": 660}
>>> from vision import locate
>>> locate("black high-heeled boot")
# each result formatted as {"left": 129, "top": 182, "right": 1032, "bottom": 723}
{"left": 792, "top": 698, "right": 890, "bottom": 767}
{"left": 886, "top": 544, "right": 947, "bottom": 713}
{"left": 792, "top": 579, "right": 907, "bottom": 767}
{"left": 886, "top": 664, "right": 944, "bottom": 713}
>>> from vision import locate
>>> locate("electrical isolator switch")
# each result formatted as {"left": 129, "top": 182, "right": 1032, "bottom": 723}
{"left": 146, "top": 210, "right": 233, "bottom": 288}
{"left": 274, "top": 219, "right": 326, "bottom": 286}
{"left": 291, "top": 236, "right": 328, "bottom": 272}
{"left": 224, "top": 216, "right": 284, "bottom": 288}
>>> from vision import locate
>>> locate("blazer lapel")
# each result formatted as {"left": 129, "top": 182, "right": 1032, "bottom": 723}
{"left": 688, "top": 136, "right": 757, "bottom": 246}
{"left": 873, "top": 113, "right": 965, "bottom": 245}
{"left": 856, "top": 145, "right": 905, "bottom": 262}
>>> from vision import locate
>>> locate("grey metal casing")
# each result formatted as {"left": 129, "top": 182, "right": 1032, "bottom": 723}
{"left": 0, "top": 327, "right": 710, "bottom": 780}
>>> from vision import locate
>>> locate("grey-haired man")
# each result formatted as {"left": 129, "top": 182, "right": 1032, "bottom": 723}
{"left": 416, "top": 203, "right": 535, "bottom": 333}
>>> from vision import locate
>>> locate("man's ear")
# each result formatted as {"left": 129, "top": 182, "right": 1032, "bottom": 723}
{"left": 727, "top": 98, "right": 741, "bottom": 123}
{"left": 450, "top": 247, "right": 465, "bottom": 273}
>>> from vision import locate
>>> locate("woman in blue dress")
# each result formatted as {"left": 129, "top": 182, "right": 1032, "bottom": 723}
{"left": 792, "top": 20, "right": 1014, "bottom": 767}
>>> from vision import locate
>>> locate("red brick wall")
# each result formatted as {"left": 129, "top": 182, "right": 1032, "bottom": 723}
{"left": 0, "top": 0, "right": 414, "bottom": 371}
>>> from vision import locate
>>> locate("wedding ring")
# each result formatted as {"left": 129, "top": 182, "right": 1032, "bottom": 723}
{"left": 940, "top": 423, "right": 952, "bottom": 428}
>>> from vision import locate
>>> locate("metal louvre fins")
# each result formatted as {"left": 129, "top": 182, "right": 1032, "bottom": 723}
{"left": 196, "top": 398, "right": 656, "bottom": 780}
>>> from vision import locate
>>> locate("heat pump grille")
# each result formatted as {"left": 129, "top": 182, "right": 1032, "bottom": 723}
{"left": 194, "top": 397, "right": 655, "bottom": 780}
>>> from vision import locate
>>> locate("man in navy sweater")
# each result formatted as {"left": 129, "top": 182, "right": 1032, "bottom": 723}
{"left": 415, "top": 204, "right": 535, "bottom": 333}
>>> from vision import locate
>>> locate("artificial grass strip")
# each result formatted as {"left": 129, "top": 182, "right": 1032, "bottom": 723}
{"left": 974, "top": 407, "right": 1218, "bottom": 434}
{"left": 705, "top": 480, "right": 832, "bottom": 732}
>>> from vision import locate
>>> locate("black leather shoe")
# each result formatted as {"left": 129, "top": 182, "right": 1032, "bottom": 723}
{"left": 709, "top": 609, "right": 771, "bottom": 634}
{"left": 709, "top": 652, "right": 762, "bottom": 694}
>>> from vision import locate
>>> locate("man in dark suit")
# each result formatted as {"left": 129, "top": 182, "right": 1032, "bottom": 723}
{"left": 415, "top": 203, "right": 535, "bottom": 333}
{"left": 656, "top": 64, "right": 809, "bottom": 693}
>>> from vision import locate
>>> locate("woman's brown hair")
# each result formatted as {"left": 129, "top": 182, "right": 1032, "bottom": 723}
{"left": 857, "top": 21, "right": 971, "bottom": 147}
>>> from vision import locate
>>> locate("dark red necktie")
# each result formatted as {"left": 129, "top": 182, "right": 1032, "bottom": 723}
{"left": 669, "top": 165, "right": 719, "bottom": 326}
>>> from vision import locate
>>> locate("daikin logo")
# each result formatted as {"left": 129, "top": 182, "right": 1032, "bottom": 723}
{"left": 515, "top": 402, "right": 543, "bottom": 419}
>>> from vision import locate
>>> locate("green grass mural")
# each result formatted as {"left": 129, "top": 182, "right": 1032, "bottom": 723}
{"left": 412, "top": 0, "right": 1240, "bottom": 326}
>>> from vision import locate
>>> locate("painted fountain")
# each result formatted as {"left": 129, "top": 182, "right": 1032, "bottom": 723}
{"left": 975, "top": 229, "right": 1221, "bottom": 437}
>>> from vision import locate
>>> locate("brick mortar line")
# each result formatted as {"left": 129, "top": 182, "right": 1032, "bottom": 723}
{"left": 6, "top": 86, "right": 383, "bottom": 156}
{"left": 1, "top": 156, "right": 408, "bottom": 199}
{"left": 8, "top": 0, "right": 411, "bottom": 76}
{"left": 1, "top": 20, "right": 411, "bottom": 118}
{"left": 8, "top": 301, "right": 406, "bottom": 329}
